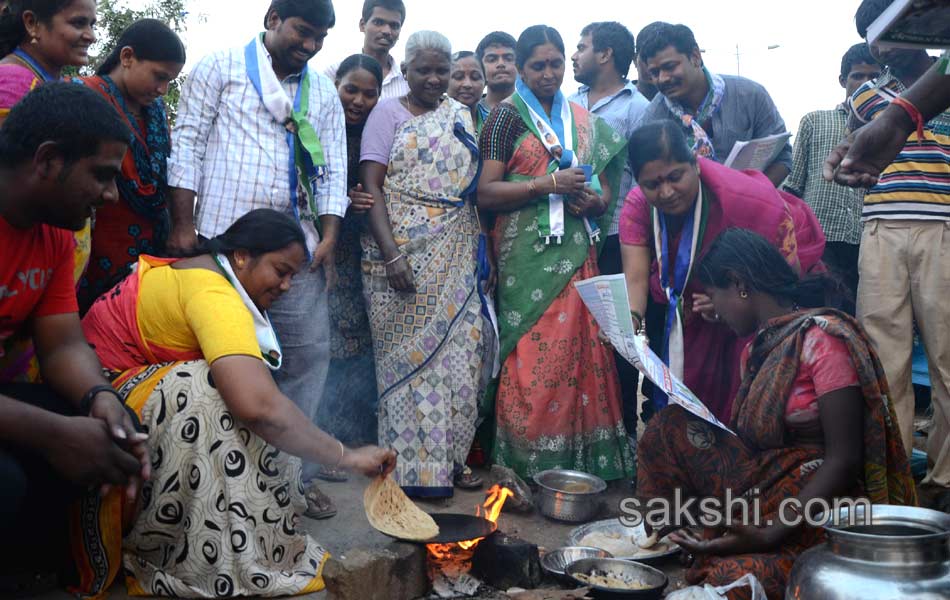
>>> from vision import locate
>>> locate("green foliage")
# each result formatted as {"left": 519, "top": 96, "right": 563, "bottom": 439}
{"left": 91, "top": 0, "right": 192, "bottom": 122}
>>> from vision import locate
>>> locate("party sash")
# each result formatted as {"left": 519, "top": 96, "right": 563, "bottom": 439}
{"left": 661, "top": 67, "right": 724, "bottom": 160}
{"left": 12, "top": 47, "right": 55, "bottom": 82}
{"left": 511, "top": 78, "right": 601, "bottom": 245}
{"left": 212, "top": 253, "right": 283, "bottom": 370}
{"left": 652, "top": 186, "right": 707, "bottom": 408}
{"left": 245, "top": 34, "right": 326, "bottom": 246}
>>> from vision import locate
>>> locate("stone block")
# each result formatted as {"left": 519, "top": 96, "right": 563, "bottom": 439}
{"left": 323, "top": 541, "right": 428, "bottom": 600}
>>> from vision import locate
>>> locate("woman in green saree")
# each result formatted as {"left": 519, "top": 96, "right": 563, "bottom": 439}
{"left": 477, "top": 24, "right": 634, "bottom": 481}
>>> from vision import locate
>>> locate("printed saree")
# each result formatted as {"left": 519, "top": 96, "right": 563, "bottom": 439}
{"left": 361, "top": 99, "right": 492, "bottom": 497}
{"left": 319, "top": 123, "right": 378, "bottom": 445}
{"left": 638, "top": 310, "right": 916, "bottom": 600}
{"left": 71, "top": 259, "right": 328, "bottom": 598}
{"left": 77, "top": 75, "right": 172, "bottom": 313}
{"left": 489, "top": 101, "right": 634, "bottom": 481}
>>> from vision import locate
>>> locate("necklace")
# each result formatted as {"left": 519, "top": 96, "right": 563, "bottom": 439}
{"left": 403, "top": 92, "right": 439, "bottom": 115}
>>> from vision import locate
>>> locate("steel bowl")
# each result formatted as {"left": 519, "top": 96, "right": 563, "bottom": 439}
{"left": 533, "top": 469, "right": 607, "bottom": 523}
{"left": 541, "top": 546, "right": 613, "bottom": 580}
{"left": 565, "top": 557, "right": 668, "bottom": 600}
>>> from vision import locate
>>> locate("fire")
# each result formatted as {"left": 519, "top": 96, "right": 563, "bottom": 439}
{"left": 458, "top": 485, "right": 512, "bottom": 550}
{"left": 426, "top": 485, "right": 514, "bottom": 557}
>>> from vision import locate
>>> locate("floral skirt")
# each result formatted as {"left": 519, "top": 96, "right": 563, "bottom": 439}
{"left": 72, "top": 361, "right": 328, "bottom": 598}
{"left": 491, "top": 256, "right": 634, "bottom": 482}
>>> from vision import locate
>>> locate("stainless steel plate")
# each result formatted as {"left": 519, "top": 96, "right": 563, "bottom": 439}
{"left": 567, "top": 519, "right": 680, "bottom": 562}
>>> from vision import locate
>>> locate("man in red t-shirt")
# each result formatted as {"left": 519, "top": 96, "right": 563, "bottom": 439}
{"left": 0, "top": 83, "right": 149, "bottom": 584}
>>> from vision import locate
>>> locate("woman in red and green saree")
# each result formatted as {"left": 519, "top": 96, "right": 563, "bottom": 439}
{"left": 638, "top": 228, "right": 916, "bottom": 600}
{"left": 477, "top": 25, "right": 633, "bottom": 481}
{"left": 75, "top": 19, "right": 185, "bottom": 312}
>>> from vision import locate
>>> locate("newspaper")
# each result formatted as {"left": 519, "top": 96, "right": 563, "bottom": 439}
{"left": 574, "top": 274, "right": 735, "bottom": 435}
{"left": 723, "top": 132, "right": 791, "bottom": 172}
{"left": 867, "top": 0, "right": 950, "bottom": 50}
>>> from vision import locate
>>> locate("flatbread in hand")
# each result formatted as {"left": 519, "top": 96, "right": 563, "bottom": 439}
{"left": 363, "top": 475, "right": 439, "bottom": 541}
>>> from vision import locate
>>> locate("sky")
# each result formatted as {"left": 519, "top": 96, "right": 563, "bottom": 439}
{"left": 128, "top": 0, "right": 871, "bottom": 137}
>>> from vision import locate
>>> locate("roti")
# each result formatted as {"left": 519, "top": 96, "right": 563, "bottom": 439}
{"left": 363, "top": 475, "right": 439, "bottom": 541}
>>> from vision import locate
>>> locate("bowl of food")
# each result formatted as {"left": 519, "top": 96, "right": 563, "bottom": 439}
{"left": 568, "top": 519, "right": 680, "bottom": 563}
{"left": 533, "top": 469, "right": 607, "bottom": 522}
{"left": 565, "top": 557, "right": 668, "bottom": 599}
{"left": 541, "top": 546, "right": 613, "bottom": 580}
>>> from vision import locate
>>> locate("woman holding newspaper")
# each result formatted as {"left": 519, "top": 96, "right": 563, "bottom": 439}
{"left": 636, "top": 227, "right": 915, "bottom": 599}
{"left": 619, "top": 120, "right": 825, "bottom": 422}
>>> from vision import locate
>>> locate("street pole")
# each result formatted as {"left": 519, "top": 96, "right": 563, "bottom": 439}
{"left": 736, "top": 44, "right": 741, "bottom": 76}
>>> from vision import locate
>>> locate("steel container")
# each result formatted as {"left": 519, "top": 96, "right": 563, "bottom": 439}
{"left": 786, "top": 504, "right": 950, "bottom": 599}
{"left": 533, "top": 469, "right": 607, "bottom": 523}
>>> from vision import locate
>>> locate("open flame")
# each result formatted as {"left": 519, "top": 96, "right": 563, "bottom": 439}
{"left": 460, "top": 485, "right": 513, "bottom": 549}
{"left": 426, "top": 485, "right": 513, "bottom": 558}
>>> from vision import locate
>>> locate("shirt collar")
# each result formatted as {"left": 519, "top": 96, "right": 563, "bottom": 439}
{"left": 382, "top": 54, "right": 404, "bottom": 85}
{"left": 577, "top": 80, "right": 637, "bottom": 98}
{"left": 260, "top": 38, "right": 305, "bottom": 82}
{"left": 577, "top": 80, "right": 638, "bottom": 108}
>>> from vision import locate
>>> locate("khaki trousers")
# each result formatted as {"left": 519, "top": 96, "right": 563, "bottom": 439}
{"left": 857, "top": 219, "right": 950, "bottom": 488}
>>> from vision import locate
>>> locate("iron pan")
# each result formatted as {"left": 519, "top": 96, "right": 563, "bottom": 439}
{"left": 390, "top": 513, "right": 497, "bottom": 544}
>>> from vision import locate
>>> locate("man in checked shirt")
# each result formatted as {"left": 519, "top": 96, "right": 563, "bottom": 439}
{"left": 166, "top": 0, "right": 348, "bottom": 518}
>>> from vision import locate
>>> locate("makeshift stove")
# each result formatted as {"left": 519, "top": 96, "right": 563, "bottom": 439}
{"left": 424, "top": 485, "right": 542, "bottom": 598}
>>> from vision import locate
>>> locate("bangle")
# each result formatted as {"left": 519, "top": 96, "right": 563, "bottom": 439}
{"left": 551, "top": 173, "right": 558, "bottom": 194}
{"left": 527, "top": 178, "right": 537, "bottom": 196}
{"left": 385, "top": 254, "right": 404, "bottom": 267}
{"left": 333, "top": 440, "right": 346, "bottom": 468}
{"left": 631, "top": 311, "right": 646, "bottom": 335}
{"left": 79, "top": 384, "right": 122, "bottom": 416}
{"left": 891, "top": 96, "right": 926, "bottom": 143}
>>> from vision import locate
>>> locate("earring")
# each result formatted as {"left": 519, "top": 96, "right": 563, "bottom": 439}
{"left": 740, "top": 291, "right": 749, "bottom": 299}
{"left": 30, "top": 36, "right": 38, "bottom": 45}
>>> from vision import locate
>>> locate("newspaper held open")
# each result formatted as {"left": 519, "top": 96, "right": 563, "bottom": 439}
{"left": 574, "top": 274, "right": 735, "bottom": 435}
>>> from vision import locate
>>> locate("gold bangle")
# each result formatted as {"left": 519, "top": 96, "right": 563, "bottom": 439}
{"left": 551, "top": 173, "right": 558, "bottom": 194}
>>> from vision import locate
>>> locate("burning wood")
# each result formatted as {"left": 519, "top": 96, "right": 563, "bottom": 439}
{"left": 425, "top": 485, "right": 514, "bottom": 598}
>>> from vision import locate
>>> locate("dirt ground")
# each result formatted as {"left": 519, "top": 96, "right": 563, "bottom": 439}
{"left": 35, "top": 467, "right": 687, "bottom": 600}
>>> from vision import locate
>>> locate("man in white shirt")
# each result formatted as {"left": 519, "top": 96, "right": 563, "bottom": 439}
{"left": 166, "top": 0, "right": 348, "bottom": 515}
{"left": 324, "top": 0, "right": 407, "bottom": 98}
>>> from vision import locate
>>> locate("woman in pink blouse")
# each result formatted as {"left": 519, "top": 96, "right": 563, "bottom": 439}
{"left": 619, "top": 120, "right": 825, "bottom": 422}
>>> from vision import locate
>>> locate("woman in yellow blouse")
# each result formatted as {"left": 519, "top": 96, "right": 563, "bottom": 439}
{"left": 79, "top": 209, "right": 396, "bottom": 599}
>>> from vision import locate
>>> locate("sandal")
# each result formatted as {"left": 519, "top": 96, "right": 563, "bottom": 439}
{"left": 313, "top": 464, "right": 349, "bottom": 482}
{"left": 453, "top": 466, "right": 483, "bottom": 490}
{"left": 303, "top": 483, "right": 337, "bottom": 519}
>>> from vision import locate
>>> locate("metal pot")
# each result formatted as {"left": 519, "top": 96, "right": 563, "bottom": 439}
{"left": 565, "top": 557, "right": 668, "bottom": 600}
{"left": 533, "top": 469, "right": 606, "bottom": 523}
{"left": 786, "top": 504, "right": 950, "bottom": 599}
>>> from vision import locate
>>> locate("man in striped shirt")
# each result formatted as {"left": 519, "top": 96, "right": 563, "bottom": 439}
{"left": 851, "top": 0, "right": 950, "bottom": 494}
